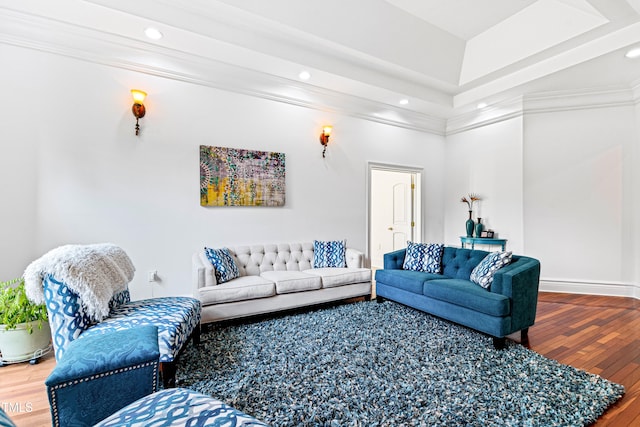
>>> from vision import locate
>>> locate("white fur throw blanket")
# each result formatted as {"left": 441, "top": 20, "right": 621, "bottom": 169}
{"left": 24, "top": 243, "right": 136, "bottom": 321}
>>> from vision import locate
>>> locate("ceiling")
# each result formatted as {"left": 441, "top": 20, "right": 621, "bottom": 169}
{"left": 3, "top": 0, "right": 640, "bottom": 132}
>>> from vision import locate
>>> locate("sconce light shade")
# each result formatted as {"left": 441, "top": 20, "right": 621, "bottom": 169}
{"left": 131, "top": 89, "right": 147, "bottom": 136}
{"left": 131, "top": 89, "right": 147, "bottom": 104}
{"left": 319, "top": 125, "right": 332, "bottom": 158}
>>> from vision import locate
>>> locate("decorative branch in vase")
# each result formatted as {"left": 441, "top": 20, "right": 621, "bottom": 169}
{"left": 460, "top": 193, "right": 481, "bottom": 237}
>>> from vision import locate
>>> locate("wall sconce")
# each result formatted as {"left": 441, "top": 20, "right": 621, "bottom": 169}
{"left": 319, "top": 126, "right": 332, "bottom": 158}
{"left": 131, "top": 89, "right": 147, "bottom": 136}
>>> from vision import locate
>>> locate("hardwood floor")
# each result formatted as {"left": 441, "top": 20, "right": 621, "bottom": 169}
{"left": 528, "top": 293, "right": 640, "bottom": 426}
{"left": 1, "top": 292, "right": 638, "bottom": 426}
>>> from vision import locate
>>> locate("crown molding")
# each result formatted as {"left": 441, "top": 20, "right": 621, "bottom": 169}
{"left": 0, "top": 7, "right": 447, "bottom": 135}
{"left": 446, "top": 86, "right": 637, "bottom": 135}
{"left": 522, "top": 87, "right": 635, "bottom": 114}
{"left": 446, "top": 97, "right": 524, "bottom": 135}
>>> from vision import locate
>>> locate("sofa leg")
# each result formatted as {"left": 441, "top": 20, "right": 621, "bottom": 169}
{"left": 192, "top": 323, "right": 201, "bottom": 346}
{"left": 493, "top": 337, "right": 506, "bottom": 350}
{"left": 521, "top": 328, "right": 529, "bottom": 346}
{"left": 161, "top": 361, "right": 177, "bottom": 388}
{"left": 376, "top": 296, "right": 385, "bottom": 303}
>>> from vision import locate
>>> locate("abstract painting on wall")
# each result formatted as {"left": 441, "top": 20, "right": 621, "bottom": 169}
{"left": 200, "top": 145, "right": 286, "bottom": 207}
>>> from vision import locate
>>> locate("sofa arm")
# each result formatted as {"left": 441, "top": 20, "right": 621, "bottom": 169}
{"left": 491, "top": 256, "right": 541, "bottom": 332}
{"left": 45, "top": 326, "right": 160, "bottom": 427}
{"left": 383, "top": 249, "right": 406, "bottom": 269}
{"left": 192, "top": 252, "right": 217, "bottom": 294}
{"left": 345, "top": 248, "right": 365, "bottom": 268}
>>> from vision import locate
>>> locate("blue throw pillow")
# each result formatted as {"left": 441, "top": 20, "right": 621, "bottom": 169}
{"left": 313, "top": 240, "right": 346, "bottom": 268}
{"left": 204, "top": 247, "right": 240, "bottom": 284}
{"left": 470, "top": 251, "right": 513, "bottom": 289}
{"left": 402, "top": 242, "right": 444, "bottom": 273}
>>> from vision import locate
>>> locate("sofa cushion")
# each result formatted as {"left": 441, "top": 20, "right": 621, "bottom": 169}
{"left": 402, "top": 242, "right": 444, "bottom": 273}
{"left": 198, "top": 276, "right": 275, "bottom": 305}
{"left": 423, "top": 279, "right": 511, "bottom": 317}
{"left": 441, "top": 247, "right": 488, "bottom": 280}
{"left": 260, "top": 271, "right": 322, "bottom": 294}
{"left": 375, "top": 269, "right": 443, "bottom": 294}
{"left": 470, "top": 251, "right": 513, "bottom": 289}
{"left": 313, "top": 240, "right": 346, "bottom": 268}
{"left": 204, "top": 247, "right": 239, "bottom": 284}
{"left": 303, "top": 268, "right": 371, "bottom": 288}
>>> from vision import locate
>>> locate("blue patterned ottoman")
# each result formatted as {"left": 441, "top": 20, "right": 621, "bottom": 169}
{"left": 95, "top": 388, "right": 269, "bottom": 426}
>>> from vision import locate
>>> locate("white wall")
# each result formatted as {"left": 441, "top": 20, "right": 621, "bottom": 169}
{"left": 444, "top": 104, "right": 640, "bottom": 298}
{"left": 524, "top": 105, "right": 639, "bottom": 297}
{"left": 444, "top": 117, "right": 524, "bottom": 254}
{"left": 4, "top": 44, "right": 639, "bottom": 301}
{"left": 0, "top": 49, "right": 38, "bottom": 281}
{"left": 0, "top": 44, "right": 445, "bottom": 299}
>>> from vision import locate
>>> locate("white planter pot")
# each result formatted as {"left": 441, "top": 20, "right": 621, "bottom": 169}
{"left": 0, "top": 321, "right": 51, "bottom": 362}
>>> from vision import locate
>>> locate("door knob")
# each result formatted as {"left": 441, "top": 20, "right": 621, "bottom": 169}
{"left": 388, "top": 227, "right": 393, "bottom": 230}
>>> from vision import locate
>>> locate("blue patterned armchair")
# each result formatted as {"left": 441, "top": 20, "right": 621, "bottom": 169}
{"left": 24, "top": 243, "right": 201, "bottom": 388}
{"left": 43, "top": 274, "right": 201, "bottom": 387}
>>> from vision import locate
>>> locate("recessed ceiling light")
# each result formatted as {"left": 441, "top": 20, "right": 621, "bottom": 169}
{"left": 399, "top": 99, "right": 409, "bottom": 105}
{"left": 298, "top": 71, "right": 311, "bottom": 80}
{"left": 477, "top": 102, "right": 488, "bottom": 109}
{"left": 144, "top": 27, "right": 163, "bottom": 40}
{"left": 625, "top": 48, "right": 640, "bottom": 59}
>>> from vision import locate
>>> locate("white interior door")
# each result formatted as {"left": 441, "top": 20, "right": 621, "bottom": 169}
{"left": 370, "top": 169, "right": 415, "bottom": 269}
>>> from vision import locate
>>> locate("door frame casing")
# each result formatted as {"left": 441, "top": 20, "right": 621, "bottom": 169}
{"left": 366, "top": 162, "right": 423, "bottom": 268}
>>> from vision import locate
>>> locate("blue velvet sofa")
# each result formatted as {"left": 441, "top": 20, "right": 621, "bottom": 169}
{"left": 374, "top": 246, "right": 541, "bottom": 348}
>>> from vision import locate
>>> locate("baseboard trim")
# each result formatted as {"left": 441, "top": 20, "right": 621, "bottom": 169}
{"left": 540, "top": 279, "right": 640, "bottom": 300}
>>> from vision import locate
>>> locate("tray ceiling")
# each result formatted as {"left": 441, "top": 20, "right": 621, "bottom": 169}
{"left": 2, "top": 0, "right": 640, "bottom": 132}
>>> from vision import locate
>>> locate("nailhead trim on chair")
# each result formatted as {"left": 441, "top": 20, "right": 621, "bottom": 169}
{"left": 48, "top": 361, "right": 158, "bottom": 427}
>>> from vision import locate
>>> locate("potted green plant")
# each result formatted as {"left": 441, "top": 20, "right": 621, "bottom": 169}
{"left": 0, "top": 277, "right": 51, "bottom": 363}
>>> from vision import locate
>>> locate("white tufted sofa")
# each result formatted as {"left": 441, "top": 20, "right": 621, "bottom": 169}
{"left": 192, "top": 242, "right": 372, "bottom": 323}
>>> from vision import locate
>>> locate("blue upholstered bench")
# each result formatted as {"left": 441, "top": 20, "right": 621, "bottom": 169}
{"left": 44, "top": 326, "right": 267, "bottom": 427}
{"left": 45, "top": 326, "right": 160, "bottom": 427}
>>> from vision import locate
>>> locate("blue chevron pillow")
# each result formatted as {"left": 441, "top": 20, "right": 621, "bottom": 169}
{"left": 402, "top": 242, "right": 444, "bottom": 273}
{"left": 470, "top": 251, "right": 513, "bottom": 289}
{"left": 204, "top": 247, "right": 240, "bottom": 284}
{"left": 313, "top": 240, "right": 346, "bottom": 268}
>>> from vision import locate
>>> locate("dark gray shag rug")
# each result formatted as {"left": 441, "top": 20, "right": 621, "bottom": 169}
{"left": 176, "top": 301, "right": 624, "bottom": 426}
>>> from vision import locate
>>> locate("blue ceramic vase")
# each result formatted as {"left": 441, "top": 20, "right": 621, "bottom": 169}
{"left": 475, "top": 217, "right": 483, "bottom": 238}
{"left": 465, "top": 211, "right": 474, "bottom": 237}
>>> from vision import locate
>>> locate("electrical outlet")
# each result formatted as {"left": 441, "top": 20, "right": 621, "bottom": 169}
{"left": 148, "top": 270, "right": 157, "bottom": 282}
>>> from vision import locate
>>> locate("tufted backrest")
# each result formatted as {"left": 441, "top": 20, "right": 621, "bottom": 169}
{"left": 232, "top": 243, "right": 315, "bottom": 275}
{"left": 383, "top": 246, "right": 523, "bottom": 282}
{"left": 441, "top": 247, "right": 489, "bottom": 279}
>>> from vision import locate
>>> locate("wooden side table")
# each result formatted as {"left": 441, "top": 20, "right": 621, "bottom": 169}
{"left": 460, "top": 237, "right": 507, "bottom": 251}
